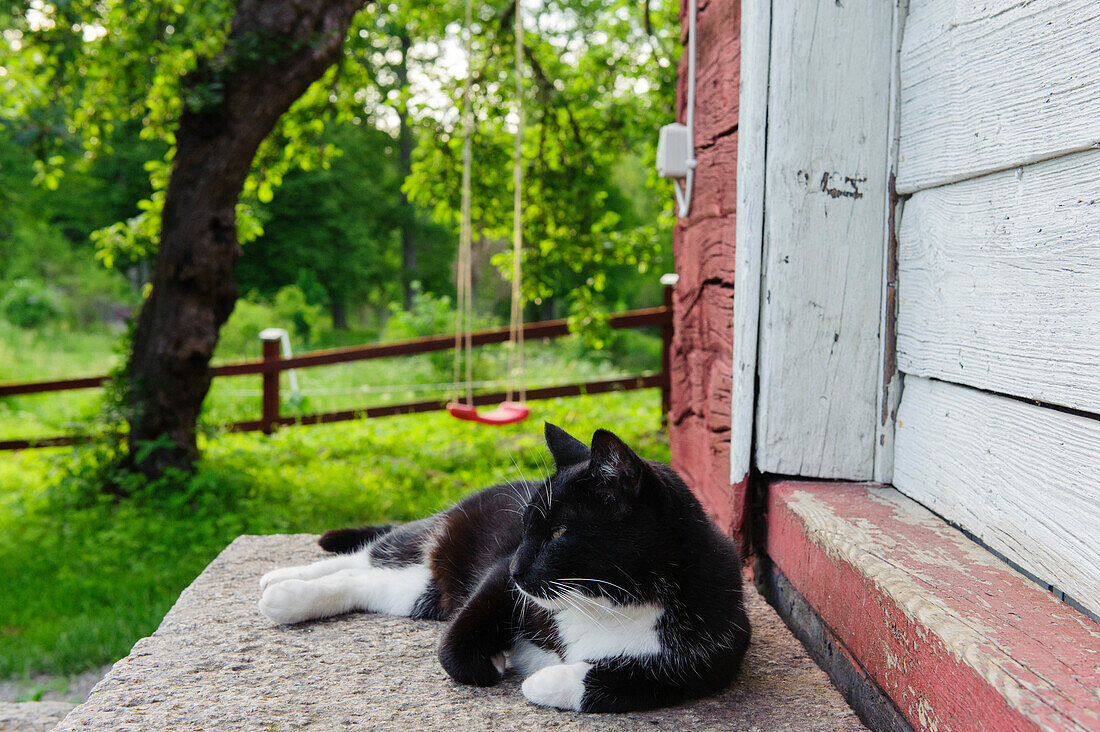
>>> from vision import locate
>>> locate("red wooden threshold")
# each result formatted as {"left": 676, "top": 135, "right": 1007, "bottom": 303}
{"left": 766, "top": 481, "right": 1100, "bottom": 732}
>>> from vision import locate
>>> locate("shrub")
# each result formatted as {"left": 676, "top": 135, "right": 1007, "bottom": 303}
{"left": 381, "top": 287, "right": 457, "bottom": 341}
{"left": 1, "top": 278, "right": 66, "bottom": 329}
{"left": 215, "top": 294, "right": 275, "bottom": 359}
{"left": 273, "top": 285, "right": 322, "bottom": 345}
{"left": 215, "top": 286, "right": 322, "bottom": 360}
{"left": 383, "top": 288, "right": 499, "bottom": 376}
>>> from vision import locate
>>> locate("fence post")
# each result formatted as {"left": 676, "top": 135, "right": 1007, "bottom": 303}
{"left": 659, "top": 273, "right": 679, "bottom": 427}
{"left": 260, "top": 331, "right": 282, "bottom": 435}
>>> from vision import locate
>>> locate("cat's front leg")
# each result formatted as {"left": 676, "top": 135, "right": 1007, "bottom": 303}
{"left": 520, "top": 662, "right": 592, "bottom": 711}
{"left": 522, "top": 658, "right": 695, "bottom": 713}
{"left": 438, "top": 560, "right": 515, "bottom": 687}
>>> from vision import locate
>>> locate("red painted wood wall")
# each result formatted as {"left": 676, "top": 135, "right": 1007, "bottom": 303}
{"left": 668, "top": 0, "right": 746, "bottom": 548}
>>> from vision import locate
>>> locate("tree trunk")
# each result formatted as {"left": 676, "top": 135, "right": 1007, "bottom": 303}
{"left": 126, "top": 0, "right": 367, "bottom": 477}
{"left": 396, "top": 31, "right": 417, "bottom": 310}
{"left": 331, "top": 300, "right": 348, "bottom": 330}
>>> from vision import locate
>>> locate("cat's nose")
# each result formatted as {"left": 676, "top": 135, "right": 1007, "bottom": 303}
{"left": 509, "top": 556, "right": 523, "bottom": 579}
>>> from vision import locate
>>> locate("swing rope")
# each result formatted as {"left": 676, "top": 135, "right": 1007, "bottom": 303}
{"left": 452, "top": 0, "right": 476, "bottom": 408}
{"left": 507, "top": 0, "right": 526, "bottom": 404}
{"left": 449, "top": 0, "right": 528, "bottom": 424}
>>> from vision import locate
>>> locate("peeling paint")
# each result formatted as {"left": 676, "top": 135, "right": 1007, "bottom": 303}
{"left": 775, "top": 483, "right": 1100, "bottom": 731}
{"left": 914, "top": 697, "right": 940, "bottom": 732}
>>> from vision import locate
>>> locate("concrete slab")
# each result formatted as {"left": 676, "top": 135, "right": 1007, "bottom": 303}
{"left": 56, "top": 534, "right": 865, "bottom": 731}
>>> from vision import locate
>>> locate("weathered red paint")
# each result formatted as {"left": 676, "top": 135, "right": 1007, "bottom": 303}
{"left": 768, "top": 480, "right": 1100, "bottom": 732}
{"left": 669, "top": 0, "right": 747, "bottom": 548}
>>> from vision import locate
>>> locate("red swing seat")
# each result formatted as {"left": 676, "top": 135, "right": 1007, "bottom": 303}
{"left": 446, "top": 400, "right": 530, "bottom": 425}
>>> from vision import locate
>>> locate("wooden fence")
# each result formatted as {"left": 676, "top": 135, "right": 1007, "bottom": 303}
{"left": 0, "top": 291, "right": 673, "bottom": 451}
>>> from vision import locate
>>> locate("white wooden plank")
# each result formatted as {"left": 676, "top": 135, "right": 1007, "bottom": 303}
{"left": 894, "top": 376, "right": 1100, "bottom": 617}
{"left": 897, "top": 0, "right": 1100, "bottom": 195}
{"left": 730, "top": 0, "right": 771, "bottom": 487}
{"left": 755, "top": 0, "right": 896, "bottom": 480}
{"left": 897, "top": 148, "right": 1100, "bottom": 413}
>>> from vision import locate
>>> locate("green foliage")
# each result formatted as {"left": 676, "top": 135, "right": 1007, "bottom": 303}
{"left": 0, "top": 389, "right": 669, "bottom": 677}
{"left": 2, "top": 0, "right": 678, "bottom": 333}
{"left": 383, "top": 288, "right": 461, "bottom": 341}
{"left": 382, "top": 286, "right": 501, "bottom": 375}
{"left": 234, "top": 123, "right": 456, "bottom": 321}
{"left": 405, "top": 0, "right": 679, "bottom": 321}
{"left": 1, "top": 278, "right": 65, "bottom": 328}
{"left": 273, "top": 285, "right": 322, "bottom": 345}
{"left": 215, "top": 285, "right": 319, "bottom": 359}
{"left": 0, "top": 126, "right": 139, "bottom": 328}
{"left": 214, "top": 295, "right": 275, "bottom": 360}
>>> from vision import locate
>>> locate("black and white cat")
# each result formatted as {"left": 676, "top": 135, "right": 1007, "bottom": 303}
{"left": 258, "top": 424, "right": 751, "bottom": 713}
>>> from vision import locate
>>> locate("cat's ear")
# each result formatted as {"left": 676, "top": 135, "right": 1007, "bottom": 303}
{"left": 588, "top": 429, "right": 645, "bottom": 497}
{"left": 544, "top": 422, "right": 590, "bottom": 469}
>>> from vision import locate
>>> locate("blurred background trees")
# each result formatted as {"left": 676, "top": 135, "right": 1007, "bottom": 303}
{"left": 0, "top": 0, "right": 679, "bottom": 473}
{"left": 1, "top": 0, "right": 677, "bottom": 331}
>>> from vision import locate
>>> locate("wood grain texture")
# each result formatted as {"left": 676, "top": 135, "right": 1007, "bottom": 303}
{"left": 897, "top": 0, "right": 1100, "bottom": 194}
{"left": 755, "top": 0, "right": 896, "bottom": 479}
{"left": 730, "top": 0, "right": 769, "bottom": 487}
{"left": 897, "top": 149, "right": 1100, "bottom": 413}
{"left": 684, "top": 132, "right": 738, "bottom": 227}
{"left": 894, "top": 376, "right": 1100, "bottom": 617}
{"left": 685, "top": 0, "right": 741, "bottom": 149}
{"left": 670, "top": 226, "right": 739, "bottom": 536}
{"left": 669, "top": 0, "right": 743, "bottom": 542}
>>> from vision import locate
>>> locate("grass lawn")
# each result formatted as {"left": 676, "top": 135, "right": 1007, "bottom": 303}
{"left": 0, "top": 389, "right": 668, "bottom": 680}
{"left": 0, "top": 317, "right": 660, "bottom": 439}
{"left": 0, "top": 322, "right": 124, "bottom": 440}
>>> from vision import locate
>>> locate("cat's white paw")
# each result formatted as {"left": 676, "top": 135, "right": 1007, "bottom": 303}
{"left": 258, "top": 579, "right": 320, "bottom": 624}
{"left": 521, "top": 662, "right": 592, "bottom": 711}
{"left": 260, "top": 565, "right": 310, "bottom": 590}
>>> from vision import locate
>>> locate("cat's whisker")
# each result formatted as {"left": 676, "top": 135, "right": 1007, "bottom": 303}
{"left": 509, "top": 452, "right": 547, "bottom": 521}
{"left": 507, "top": 452, "right": 532, "bottom": 492}
{"left": 503, "top": 481, "right": 526, "bottom": 509}
{"left": 550, "top": 582, "right": 628, "bottom": 625}
{"left": 502, "top": 475, "right": 538, "bottom": 520}
{"left": 563, "top": 588, "right": 634, "bottom": 624}
{"left": 556, "top": 577, "right": 640, "bottom": 603}
{"left": 534, "top": 451, "right": 554, "bottom": 511}
{"left": 536, "top": 450, "right": 552, "bottom": 484}
{"left": 552, "top": 586, "right": 599, "bottom": 625}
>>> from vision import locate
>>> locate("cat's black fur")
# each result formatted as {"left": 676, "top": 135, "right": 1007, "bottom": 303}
{"left": 315, "top": 424, "right": 751, "bottom": 712}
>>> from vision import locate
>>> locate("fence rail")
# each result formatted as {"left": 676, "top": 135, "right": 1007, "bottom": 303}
{"left": 0, "top": 291, "right": 673, "bottom": 451}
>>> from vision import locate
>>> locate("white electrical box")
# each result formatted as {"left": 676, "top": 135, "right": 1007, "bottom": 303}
{"left": 656, "top": 123, "right": 692, "bottom": 178}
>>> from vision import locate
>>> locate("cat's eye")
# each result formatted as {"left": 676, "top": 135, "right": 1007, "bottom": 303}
{"left": 551, "top": 527, "right": 567, "bottom": 540}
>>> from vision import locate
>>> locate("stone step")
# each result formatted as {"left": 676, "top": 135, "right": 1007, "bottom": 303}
{"left": 55, "top": 534, "right": 866, "bottom": 731}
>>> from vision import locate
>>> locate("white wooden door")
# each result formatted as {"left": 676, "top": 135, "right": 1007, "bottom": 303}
{"left": 746, "top": 0, "right": 900, "bottom": 481}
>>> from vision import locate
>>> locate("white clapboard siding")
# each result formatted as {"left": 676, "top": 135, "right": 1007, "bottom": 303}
{"left": 897, "top": 149, "right": 1100, "bottom": 413}
{"left": 894, "top": 376, "right": 1100, "bottom": 617}
{"left": 897, "top": 0, "right": 1100, "bottom": 194}
{"left": 755, "top": 0, "right": 896, "bottom": 479}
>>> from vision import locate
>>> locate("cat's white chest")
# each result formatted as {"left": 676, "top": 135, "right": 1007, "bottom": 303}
{"left": 553, "top": 599, "right": 664, "bottom": 663}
